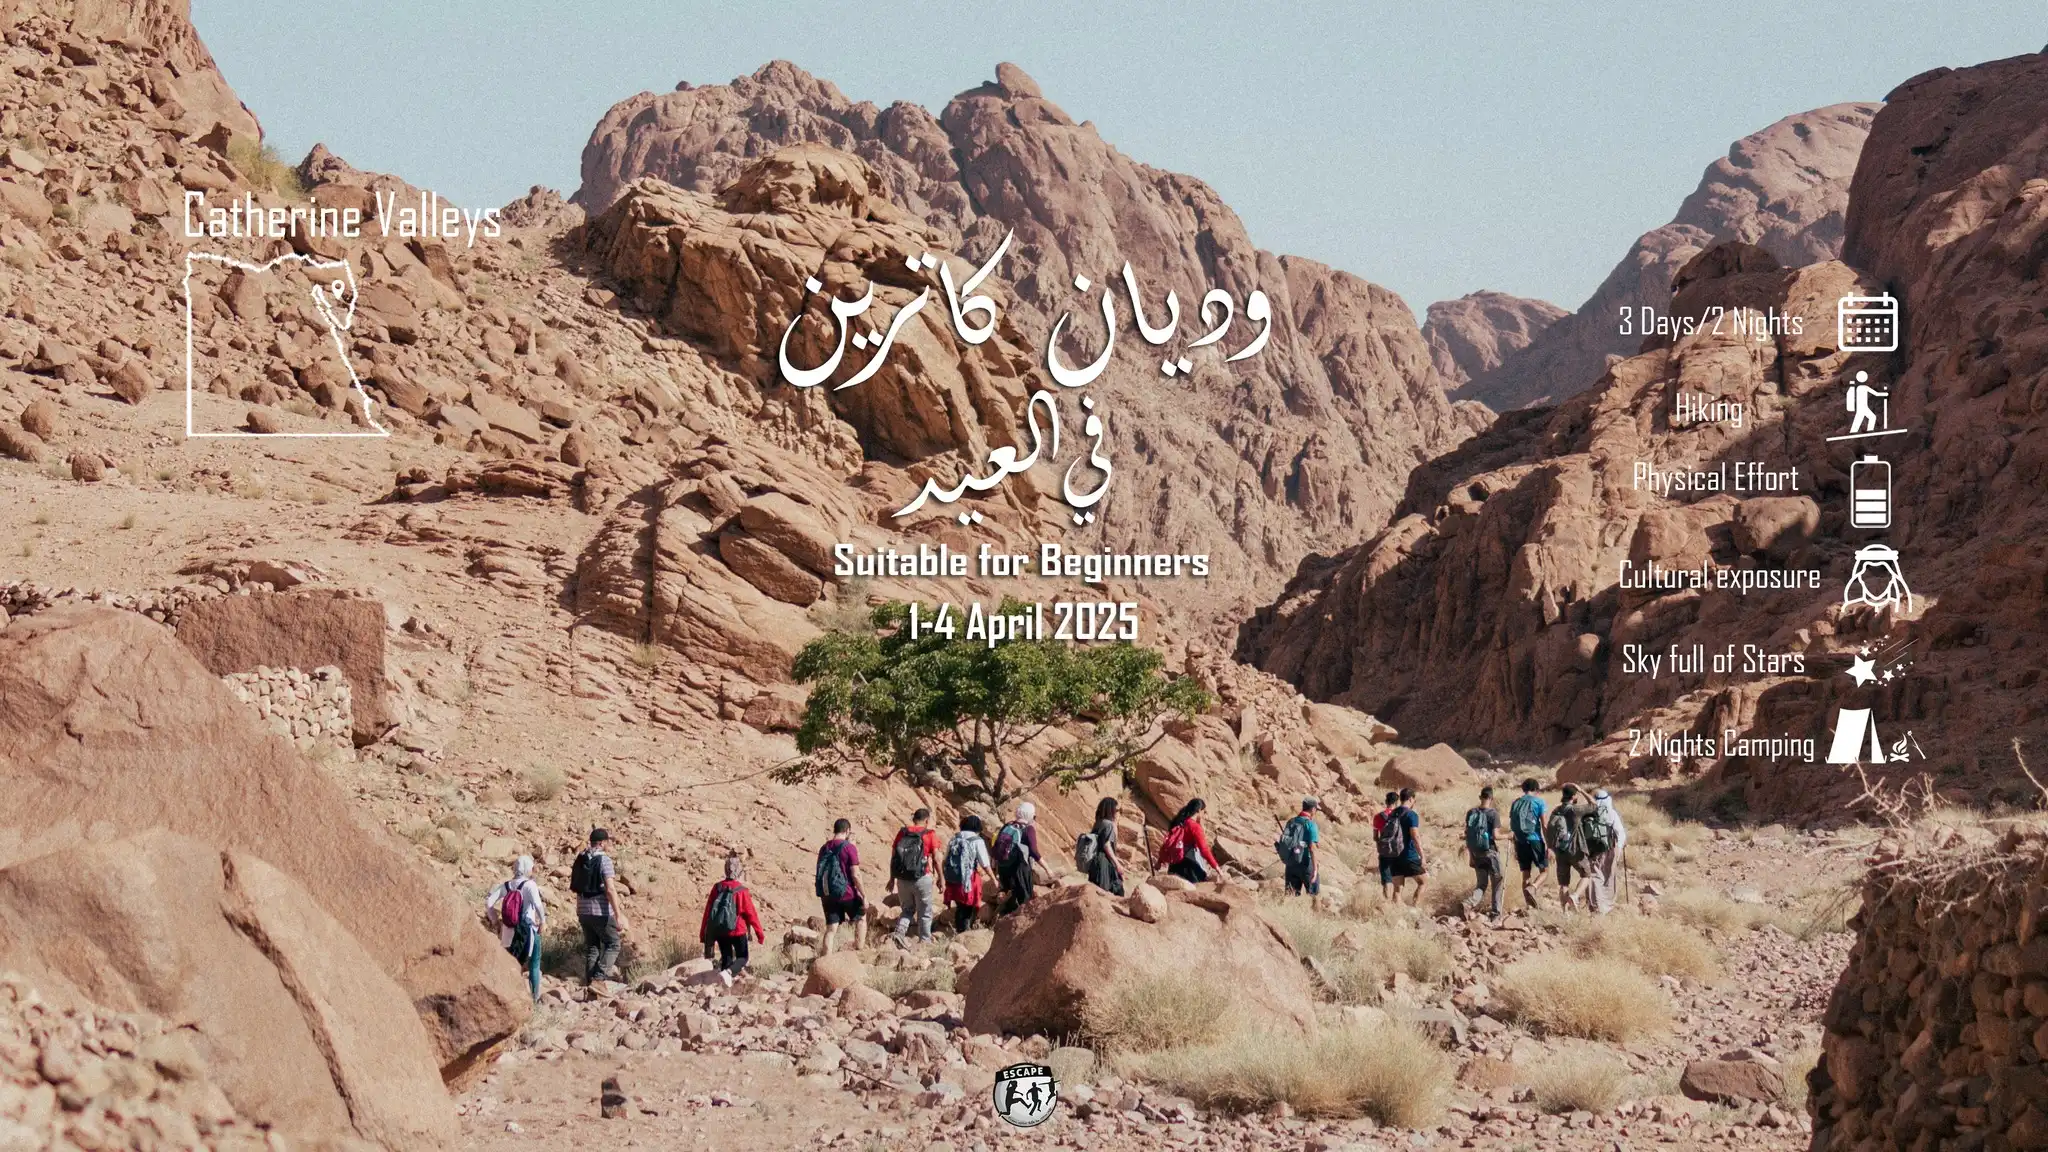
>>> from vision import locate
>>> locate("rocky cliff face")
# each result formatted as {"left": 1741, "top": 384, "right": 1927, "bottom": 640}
{"left": 1422, "top": 290, "right": 1566, "bottom": 390}
{"left": 1241, "top": 51, "right": 2048, "bottom": 812}
{"left": 1458, "top": 103, "right": 1875, "bottom": 412}
{"left": 575, "top": 61, "right": 1485, "bottom": 626}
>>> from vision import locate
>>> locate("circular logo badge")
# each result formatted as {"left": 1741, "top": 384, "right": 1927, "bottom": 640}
{"left": 992, "top": 1062, "right": 1058, "bottom": 1127}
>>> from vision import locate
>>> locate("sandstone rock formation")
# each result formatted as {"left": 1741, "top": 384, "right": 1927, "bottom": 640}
{"left": 1809, "top": 821, "right": 2048, "bottom": 1148}
{"left": 176, "top": 589, "right": 392, "bottom": 744}
{"left": 1245, "top": 50, "right": 2048, "bottom": 810}
{"left": 573, "top": 62, "right": 1485, "bottom": 624}
{"left": 0, "top": 607, "right": 528, "bottom": 1083}
{"left": 1458, "top": 103, "right": 1876, "bottom": 411}
{"left": 962, "top": 881, "right": 1315, "bottom": 1037}
{"left": 0, "top": 830, "right": 458, "bottom": 1150}
{"left": 1422, "top": 291, "right": 1566, "bottom": 391}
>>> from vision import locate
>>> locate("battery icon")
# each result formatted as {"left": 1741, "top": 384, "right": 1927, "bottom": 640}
{"left": 1850, "top": 454, "right": 1891, "bottom": 529}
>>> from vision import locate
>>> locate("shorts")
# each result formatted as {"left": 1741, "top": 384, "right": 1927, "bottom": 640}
{"left": 1556, "top": 855, "right": 1586, "bottom": 885}
{"left": 1515, "top": 839, "right": 1550, "bottom": 872}
{"left": 822, "top": 896, "right": 865, "bottom": 926}
{"left": 1389, "top": 855, "right": 1425, "bottom": 879}
{"left": 1377, "top": 857, "right": 1393, "bottom": 886}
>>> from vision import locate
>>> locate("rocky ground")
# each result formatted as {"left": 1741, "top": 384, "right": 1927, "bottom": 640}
{"left": 450, "top": 813, "right": 1859, "bottom": 1151}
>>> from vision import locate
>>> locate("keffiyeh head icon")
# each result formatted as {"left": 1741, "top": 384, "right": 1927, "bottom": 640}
{"left": 1844, "top": 544, "right": 1914, "bottom": 613}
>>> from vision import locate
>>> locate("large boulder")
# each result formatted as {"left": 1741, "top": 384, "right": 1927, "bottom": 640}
{"left": 0, "top": 606, "right": 528, "bottom": 1082}
{"left": 963, "top": 882, "right": 1315, "bottom": 1038}
{"left": 0, "top": 830, "right": 458, "bottom": 1150}
{"left": 175, "top": 589, "right": 394, "bottom": 744}
{"left": 1378, "top": 743, "right": 1474, "bottom": 793}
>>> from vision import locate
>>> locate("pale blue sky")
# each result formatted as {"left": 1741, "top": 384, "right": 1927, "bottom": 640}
{"left": 192, "top": 1, "right": 2041, "bottom": 314}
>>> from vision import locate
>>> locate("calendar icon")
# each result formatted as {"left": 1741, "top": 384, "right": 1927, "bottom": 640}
{"left": 1838, "top": 294, "right": 1899, "bottom": 352}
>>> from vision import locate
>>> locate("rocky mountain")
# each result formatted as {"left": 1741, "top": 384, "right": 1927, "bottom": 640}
{"left": 1456, "top": 103, "right": 1876, "bottom": 412}
{"left": 1421, "top": 290, "right": 1567, "bottom": 390}
{"left": 576, "top": 61, "right": 1488, "bottom": 627}
{"left": 1241, "top": 53, "right": 2048, "bottom": 814}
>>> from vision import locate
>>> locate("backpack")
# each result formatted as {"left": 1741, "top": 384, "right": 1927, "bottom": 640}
{"left": 1582, "top": 808, "right": 1615, "bottom": 857}
{"left": 943, "top": 835, "right": 975, "bottom": 889}
{"left": 1509, "top": 795, "right": 1544, "bottom": 842}
{"left": 815, "top": 841, "right": 853, "bottom": 901}
{"left": 1157, "top": 822, "right": 1190, "bottom": 866}
{"left": 569, "top": 849, "right": 606, "bottom": 898}
{"left": 1375, "top": 809, "right": 1408, "bottom": 859}
{"left": 1275, "top": 816, "right": 1311, "bottom": 868}
{"left": 707, "top": 882, "right": 740, "bottom": 937}
{"left": 1073, "top": 830, "right": 1100, "bottom": 874}
{"left": 992, "top": 822, "right": 1025, "bottom": 869}
{"left": 890, "top": 827, "right": 927, "bottom": 881}
{"left": 1464, "top": 808, "right": 1494, "bottom": 856}
{"left": 1548, "top": 808, "right": 1579, "bottom": 857}
{"left": 499, "top": 881, "right": 527, "bottom": 929}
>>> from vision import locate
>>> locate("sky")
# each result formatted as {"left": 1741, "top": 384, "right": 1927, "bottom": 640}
{"left": 191, "top": 1, "right": 2042, "bottom": 315}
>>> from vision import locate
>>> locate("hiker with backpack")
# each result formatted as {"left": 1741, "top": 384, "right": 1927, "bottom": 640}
{"left": 571, "top": 828, "right": 630, "bottom": 985}
{"left": 1157, "top": 797, "right": 1221, "bottom": 884}
{"left": 699, "top": 855, "right": 766, "bottom": 985}
{"left": 992, "top": 802, "right": 1043, "bottom": 915}
{"left": 1508, "top": 778, "right": 1550, "bottom": 910}
{"left": 1382, "top": 788, "right": 1427, "bottom": 905}
{"left": 1461, "top": 787, "right": 1504, "bottom": 921}
{"left": 1079, "top": 796, "right": 1125, "bottom": 896}
{"left": 1547, "top": 784, "right": 1599, "bottom": 911}
{"left": 1276, "top": 797, "right": 1321, "bottom": 897}
{"left": 942, "top": 815, "right": 999, "bottom": 932}
{"left": 888, "top": 808, "right": 942, "bottom": 947}
{"left": 486, "top": 855, "right": 546, "bottom": 1001}
{"left": 815, "top": 819, "right": 865, "bottom": 955}
{"left": 1588, "top": 789, "right": 1628, "bottom": 914}
{"left": 1372, "top": 791, "right": 1400, "bottom": 900}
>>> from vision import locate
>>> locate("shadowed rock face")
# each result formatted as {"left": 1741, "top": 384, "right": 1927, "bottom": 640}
{"left": 1242, "top": 51, "right": 2048, "bottom": 812}
{"left": 575, "top": 61, "right": 1486, "bottom": 628}
{"left": 1457, "top": 103, "right": 1877, "bottom": 412}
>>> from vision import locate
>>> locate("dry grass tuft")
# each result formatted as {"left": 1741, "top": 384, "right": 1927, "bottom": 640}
{"left": 511, "top": 763, "right": 566, "bottom": 803}
{"left": 1124, "top": 1020, "right": 1451, "bottom": 1125}
{"left": 228, "top": 137, "right": 306, "bottom": 198}
{"left": 1494, "top": 952, "right": 1671, "bottom": 1042}
{"left": 1568, "top": 912, "right": 1720, "bottom": 982}
{"left": 865, "top": 964, "right": 953, "bottom": 998}
{"left": 1081, "top": 971, "right": 1237, "bottom": 1053}
{"left": 1526, "top": 1044, "right": 1632, "bottom": 1113}
{"left": 1780, "top": 1046, "right": 1821, "bottom": 1110}
{"left": 1267, "top": 899, "right": 1452, "bottom": 1005}
{"left": 1662, "top": 888, "right": 1763, "bottom": 934}
{"left": 630, "top": 642, "right": 665, "bottom": 670}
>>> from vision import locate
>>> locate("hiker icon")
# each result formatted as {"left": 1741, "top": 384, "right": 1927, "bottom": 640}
{"left": 1828, "top": 371, "right": 1908, "bottom": 443}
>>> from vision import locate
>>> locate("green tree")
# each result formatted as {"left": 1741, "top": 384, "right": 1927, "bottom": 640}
{"left": 778, "top": 600, "right": 1210, "bottom": 809}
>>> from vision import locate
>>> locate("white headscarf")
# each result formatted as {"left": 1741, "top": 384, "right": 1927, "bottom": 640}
{"left": 1593, "top": 791, "right": 1626, "bottom": 847}
{"left": 1015, "top": 801, "right": 1036, "bottom": 823}
{"left": 514, "top": 855, "right": 534, "bottom": 879}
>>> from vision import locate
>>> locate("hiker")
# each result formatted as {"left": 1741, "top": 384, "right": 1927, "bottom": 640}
{"left": 1276, "top": 797, "right": 1321, "bottom": 897}
{"left": 1383, "top": 788, "right": 1426, "bottom": 905}
{"left": 1508, "top": 778, "right": 1550, "bottom": 909}
{"left": 1587, "top": 789, "right": 1628, "bottom": 914}
{"left": 1079, "top": 796, "right": 1125, "bottom": 896}
{"left": 942, "top": 814, "right": 998, "bottom": 932}
{"left": 993, "top": 801, "right": 1043, "bottom": 915}
{"left": 699, "top": 855, "right": 766, "bottom": 985}
{"left": 1547, "top": 784, "right": 1599, "bottom": 911}
{"left": 1462, "top": 786, "right": 1504, "bottom": 921}
{"left": 888, "top": 807, "right": 942, "bottom": 946}
{"left": 571, "top": 828, "right": 630, "bottom": 985}
{"left": 815, "top": 818, "right": 865, "bottom": 955}
{"left": 487, "top": 855, "right": 546, "bottom": 1001}
{"left": 1372, "top": 791, "right": 1400, "bottom": 900}
{"left": 1157, "top": 797, "right": 1221, "bottom": 884}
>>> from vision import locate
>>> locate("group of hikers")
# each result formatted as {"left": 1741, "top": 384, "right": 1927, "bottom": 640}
{"left": 481, "top": 780, "right": 1631, "bottom": 995}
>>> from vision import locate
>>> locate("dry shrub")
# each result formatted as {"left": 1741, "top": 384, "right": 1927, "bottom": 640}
{"left": 866, "top": 964, "right": 953, "bottom": 998}
{"left": 1568, "top": 912, "right": 1720, "bottom": 982}
{"left": 1526, "top": 1044, "right": 1631, "bottom": 1113}
{"left": 1663, "top": 888, "right": 1762, "bottom": 934}
{"left": 1764, "top": 885, "right": 1860, "bottom": 941}
{"left": 227, "top": 137, "right": 305, "bottom": 198}
{"left": 630, "top": 642, "right": 665, "bottom": 669}
{"left": 1265, "top": 899, "right": 1342, "bottom": 965}
{"left": 1780, "top": 1046, "right": 1821, "bottom": 1110}
{"left": 1494, "top": 952, "right": 1671, "bottom": 1042}
{"left": 1343, "top": 923, "right": 1454, "bottom": 992}
{"left": 1081, "top": 971, "right": 1237, "bottom": 1053}
{"left": 1125, "top": 1020, "right": 1450, "bottom": 1125}
{"left": 1270, "top": 899, "right": 1452, "bottom": 1004}
{"left": 512, "top": 763, "right": 566, "bottom": 803}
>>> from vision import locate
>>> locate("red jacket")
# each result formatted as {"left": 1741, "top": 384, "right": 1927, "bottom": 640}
{"left": 699, "top": 879, "right": 765, "bottom": 943}
{"left": 1158, "top": 817, "right": 1220, "bottom": 870}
